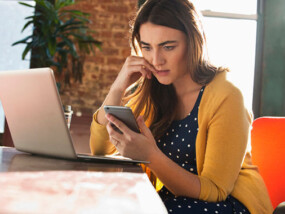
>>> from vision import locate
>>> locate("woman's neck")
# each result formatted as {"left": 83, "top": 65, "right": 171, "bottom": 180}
{"left": 173, "top": 74, "right": 202, "bottom": 99}
{"left": 172, "top": 74, "right": 203, "bottom": 120}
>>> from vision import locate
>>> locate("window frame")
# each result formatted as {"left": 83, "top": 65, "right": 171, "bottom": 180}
{"left": 200, "top": 0, "right": 263, "bottom": 118}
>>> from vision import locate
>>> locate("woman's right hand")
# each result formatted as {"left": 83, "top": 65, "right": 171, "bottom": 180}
{"left": 96, "top": 56, "right": 155, "bottom": 125}
{"left": 111, "top": 56, "right": 156, "bottom": 92}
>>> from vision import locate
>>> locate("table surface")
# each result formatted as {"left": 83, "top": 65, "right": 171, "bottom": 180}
{"left": 0, "top": 146, "right": 143, "bottom": 173}
{"left": 0, "top": 146, "right": 167, "bottom": 214}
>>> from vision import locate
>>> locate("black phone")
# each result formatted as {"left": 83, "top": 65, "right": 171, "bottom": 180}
{"left": 104, "top": 105, "right": 140, "bottom": 133}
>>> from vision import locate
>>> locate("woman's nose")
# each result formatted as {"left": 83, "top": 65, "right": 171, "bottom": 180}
{"left": 151, "top": 50, "right": 165, "bottom": 67}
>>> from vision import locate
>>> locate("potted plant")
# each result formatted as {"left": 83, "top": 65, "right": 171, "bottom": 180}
{"left": 12, "top": 0, "right": 102, "bottom": 91}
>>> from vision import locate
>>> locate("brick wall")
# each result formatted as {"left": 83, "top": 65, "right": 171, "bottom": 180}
{"left": 60, "top": 0, "right": 138, "bottom": 115}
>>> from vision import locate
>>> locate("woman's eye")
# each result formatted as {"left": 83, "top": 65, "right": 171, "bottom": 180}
{"left": 141, "top": 46, "right": 151, "bottom": 51}
{"left": 164, "top": 46, "right": 175, "bottom": 51}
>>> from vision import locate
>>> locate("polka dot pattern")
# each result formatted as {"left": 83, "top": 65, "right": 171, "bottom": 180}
{"left": 157, "top": 88, "right": 205, "bottom": 174}
{"left": 158, "top": 191, "right": 250, "bottom": 214}
{"left": 157, "top": 87, "right": 249, "bottom": 213}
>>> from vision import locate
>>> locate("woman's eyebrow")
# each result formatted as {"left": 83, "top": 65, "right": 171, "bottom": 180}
{"left": 158, "top": 41, "right": 178, "bottom": 46}
{"left": 140, "top": 41, "right": 150, "bottom": 46}
{"left": 140, "top": 40, "right": 178, "bottom": 46}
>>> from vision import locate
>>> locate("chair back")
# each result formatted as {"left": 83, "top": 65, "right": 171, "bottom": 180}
{"left": 251, "top": 117, "right": 285, "bottom": 208}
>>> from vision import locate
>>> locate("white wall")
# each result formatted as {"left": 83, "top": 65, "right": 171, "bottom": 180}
{"left": 0, "top": 0, "right": 34, "bottom": 133}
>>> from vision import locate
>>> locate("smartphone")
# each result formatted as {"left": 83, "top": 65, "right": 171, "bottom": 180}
{"left": 104, "top": 105, "right": 140, "bottom": 133}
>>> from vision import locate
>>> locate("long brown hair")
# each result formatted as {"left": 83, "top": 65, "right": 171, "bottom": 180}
{"left": 124, "top": 0, "right": 226, "bottom": 139}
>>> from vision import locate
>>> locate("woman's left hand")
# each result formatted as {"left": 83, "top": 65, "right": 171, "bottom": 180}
{"left": 105, "top": 114, "right": 159, "bottom": 161}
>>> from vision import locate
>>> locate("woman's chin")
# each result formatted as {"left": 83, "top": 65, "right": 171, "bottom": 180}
{"left": 157, "top": 79, "right": 172, "bottom": 85}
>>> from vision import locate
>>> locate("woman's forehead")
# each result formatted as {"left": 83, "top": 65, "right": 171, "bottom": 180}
{"left": 139, "top": 22, "right": 186, "bottom": 44}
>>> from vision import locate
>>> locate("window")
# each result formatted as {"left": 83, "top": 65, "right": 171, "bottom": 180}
{"left": 192, "top": 0, "right": 258, "bottom": 109}
{"left": 193, "top": 0, "right": 257, "bottom": 15}
{"left": 0, "top": 0, "right": 35, "bottom": 133}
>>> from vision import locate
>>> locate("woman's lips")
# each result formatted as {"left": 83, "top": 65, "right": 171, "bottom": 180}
{"left": 156, "top": 69, "right": 170, "bottom": 76}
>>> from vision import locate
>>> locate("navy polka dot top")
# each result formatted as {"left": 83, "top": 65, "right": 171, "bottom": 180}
{"left": 157, "top": 86, "right": 205, "bottom": 175}
{"left": 156, "top": 86, "right": 250, "bottom": 214}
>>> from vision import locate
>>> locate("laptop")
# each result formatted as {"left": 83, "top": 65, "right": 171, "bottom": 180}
{"left": 0, "top": 68, "right": 148, "bottom": 164}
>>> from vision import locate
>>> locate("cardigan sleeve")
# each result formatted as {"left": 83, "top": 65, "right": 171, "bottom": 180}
{"left": 89, "top": 106, "right": 161, "bottom": 190}
{"left": 89, "top": 99, "right": 139, "bottom": 155}
{"left": 198, "top": 87, "right": 252, "bottom": 202}
{"left": 89, "top": 109, "right": 117, "bottom": 155}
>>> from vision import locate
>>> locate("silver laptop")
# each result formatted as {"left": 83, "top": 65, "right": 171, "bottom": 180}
{"left": 0, "top": 68, "right": 148, "bottom": 164}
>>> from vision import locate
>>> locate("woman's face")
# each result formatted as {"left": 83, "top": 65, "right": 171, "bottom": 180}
{"left": 139, "top": 22, "right": 189, "bottom": 86}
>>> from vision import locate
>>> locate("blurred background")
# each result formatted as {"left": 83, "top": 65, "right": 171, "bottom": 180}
{"left": 0, "top": 0, "right": 285, "bottom": 147}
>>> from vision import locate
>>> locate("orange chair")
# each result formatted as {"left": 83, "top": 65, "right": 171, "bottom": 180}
{"left": 251, "top": 117, "right": 285, "bottom": 209}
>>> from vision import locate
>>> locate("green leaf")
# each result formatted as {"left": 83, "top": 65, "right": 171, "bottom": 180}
{"left": 30, "top": 36, "right": 46, "bottom": 48}
{"left": 25, "top": 13, "right": 42, "bottom": 20}
{"left": 22, "top": 43, "right": 32, "bottom": 60}
{"left": 59, "top": 35, "right": 73, "bottom": 46}
{"left": 59, "top": 13, "right": 90, "bottom": 23}
{"left": 94, "top": 42, "right": 102, "bottom": 51}
{"left": 18, "top": 2, "right": 35, "bottom": 8}
{"left": 55, "top": 0, "right": 74, "bottom": 10}
{"left": 57, "top": 35, "right": 78, "bottom": 57}
{"left": 55, "top": 20, "right": 87, "bottom": 34}
{"left": 62, "top": 26, "right": 88, "bottom": 33}
{"left": 21, "top": 20, "right": 34, "bottom": 32}
{"left": 12, "top": 35, "right": 33, "bottom": 46}
{"left": 43, "top": 0, "right": 54, "bottom": 11}
{"left": 60, "top": 9, "right": 90, "bottom": 17}
{"left": 63, "top": 19, "right": 84, "bottom": 28}
{"left": 15, "top": 0, "right": 101, "bottom": 85}
{"left": 90, "top": 44, "right": 95, "bottom": 54}
{"left": 69, "top": 33, "right": 90, "bottom": 40}
{"left": 47, "top": 37, "right": 57, "bottom": 56}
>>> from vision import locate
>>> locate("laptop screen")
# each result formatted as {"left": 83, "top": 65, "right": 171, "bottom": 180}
{"left": 0, "top": 68, "right": 77, "bottom": 159}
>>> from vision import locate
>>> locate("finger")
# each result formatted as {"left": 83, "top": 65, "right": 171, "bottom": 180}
{"left": 110, "top": 136, "right": 120, "bottom": 147}
{"left": 136, "top": 116, "right": 152, "bottom": 137}
{"left": 140, "top": 62, "right": 154, "bottom": 79}
{"left": 141, "top": 65, "right": 153, "bottom": 79}
{"left": 106, "top": 122, "right": 116, "bottom": 136}
{"left": 111, "top": 123, "right": 123, "bottom": 134}
{"left": 128, "top": 64, "right": 151, "bottom": 79}
{"left": 106, "top": 122, "right": 120, "bottom": 139}
{"left": 132, "top": 61, "right": 156, "bottom": 75}
{"left": 143, "top": 67, "right": 152, "bottom": 79}
{"left": 106, "top": 121, "right": 123, "bottom": 138}
{"left": 128, "top": 56, "right": 156, "bottom": 73}
{"left": 125, "top": 56, "right": 154, "bottom": 79}
{"left": 105, "top": 113, "right": 130, "bottom": 135}
{"left": 106, "top": 122, "right": 125, "bottom": 147}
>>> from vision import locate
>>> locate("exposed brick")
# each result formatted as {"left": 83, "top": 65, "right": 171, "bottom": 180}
{"left": 107, "top": 5, "right": 128, "bottom": 13}
{"left": 101, "top": 31, "right": 113, "bottom": 38}
{"left": 107, "top": 57, "right": 125, "bottom": 65}
{"left": 110, "top": 22, "right": 128, "bottom": 30}
{"left": 98, "top": 13, "right": 113, "bottom": 21}
{"left": 102, "top": 48, "right": 119, "bottom": 56}
{"left": 92, "top": 22, "right": 108, "bottom": 29}
{"left": 121, "top": 48, "right": 131, "bottom": 57}
{"left": 113, "top": 32, "right": 127, "bottom": 39}
{"left": 95, "top": 0, "right": 114, "bottom": 3}
{"left": 85, "top": 55, "right": 105, "bottom": 63}
{"left": 59, "top": 0, "right": 137, "bottom": 114}
{"left": 113, "top": 39, "right": 130, "bottom": 47}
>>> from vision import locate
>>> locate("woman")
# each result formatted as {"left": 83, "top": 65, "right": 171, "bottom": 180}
{"left": 90, "top": 0, "right": 273, "bottom": 213}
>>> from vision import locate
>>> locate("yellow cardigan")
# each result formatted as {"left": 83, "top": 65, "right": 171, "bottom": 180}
{"left": 89, "top": 71, "right": 273, "bottom": 214}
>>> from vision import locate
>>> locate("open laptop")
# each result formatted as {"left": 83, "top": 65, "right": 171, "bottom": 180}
{"left": 0, "top": 68, "right": 148, "bottom": 164}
